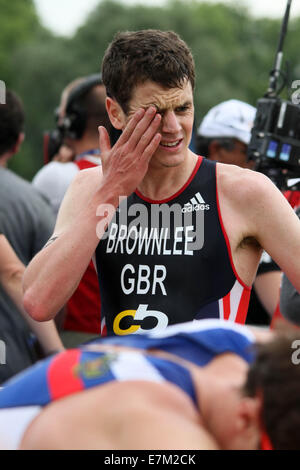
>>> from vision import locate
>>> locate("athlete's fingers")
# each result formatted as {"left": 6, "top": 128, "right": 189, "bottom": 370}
{"left": 115, "top": 108, "right": 146, "bottom": 148}
{"left": 125, "top": 106, "right": 158, "bottom": 150}
{"left": 134, "top": 113, "right": 162, "bottom": 154}
{"left": 98, "top": 126, "right": 111, "bottom": 154}
{"left": 141, "top": 133, "right": 162, "bottom": 164}
{"left": 98, "top": 126, "right": 111, "bottom": 166}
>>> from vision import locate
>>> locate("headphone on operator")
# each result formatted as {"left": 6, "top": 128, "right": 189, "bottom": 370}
{"left": 60, "top": 73, "right": 103, "bottom": 140}
{"left": 44, "top": 73, "right": 103, "bottom": 162}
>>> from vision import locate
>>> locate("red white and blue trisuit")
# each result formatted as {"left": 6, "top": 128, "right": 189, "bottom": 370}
{"left": 0, "top": 320, "right": 255, "bottom": 449}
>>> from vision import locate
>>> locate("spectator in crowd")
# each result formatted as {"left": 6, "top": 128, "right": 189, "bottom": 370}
{"left": 196, "top": 99, "right": 282, "bottom": 326}
{"left": 196, "top": 99, "right": 256, "bottom": 169}
{"left": 33, "top": 74, "right": 114, "bottom": 347}
{"left": 0, "top": 319, "right": 299, "bottom": 450}
{"left": 23, "top": 30, "right": 300, "bottom": 338}
{"left": 0, "top": 89, "right": 63, "bottom": 382}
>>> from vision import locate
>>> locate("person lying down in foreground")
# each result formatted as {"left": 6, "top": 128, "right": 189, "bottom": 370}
{"left": 0, "top": 319, "right": 299, "bottom": 450}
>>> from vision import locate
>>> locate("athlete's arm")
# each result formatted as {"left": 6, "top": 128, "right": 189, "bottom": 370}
{"left": 236, "top": 170, "right": 300, "bottom": 292}
{"left": 253, "top": 270, "right": 282, "bottom": 316}
{"left": 23, "top": 107, "right": 162, "bottom": 321}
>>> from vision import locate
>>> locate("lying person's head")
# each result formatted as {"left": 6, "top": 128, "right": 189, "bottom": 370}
{"left": 244, "top": 327, "right": 300, "bottom": 450}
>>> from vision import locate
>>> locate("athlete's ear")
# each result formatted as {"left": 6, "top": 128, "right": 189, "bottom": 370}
{"left": 106, "top": 97, "right": 126, "bottom": 130}
{"left": 234, "top": 397, "right": 261, "bottom": 449}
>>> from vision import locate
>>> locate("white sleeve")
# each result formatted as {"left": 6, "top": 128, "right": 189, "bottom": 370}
{"left": 32, "top": 162, "right": 79, "bottom": 215}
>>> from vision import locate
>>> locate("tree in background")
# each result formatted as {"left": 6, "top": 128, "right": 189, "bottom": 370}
{"left": 0, "top": 0, "right": 57, "bottom": 179}
{"left": 2, "top": 0, "right": 300, "bottom": 180}
{"left": 0, "top": 0, "right": 41, "bottom": 84}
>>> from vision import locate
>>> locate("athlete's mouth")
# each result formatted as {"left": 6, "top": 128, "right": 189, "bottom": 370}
{"left": 160, "top": 139, "right": 182, "bottom": 148}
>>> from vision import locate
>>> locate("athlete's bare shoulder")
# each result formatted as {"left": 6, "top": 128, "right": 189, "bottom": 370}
{"left": 216, "top": 162, "right": 272, "bottom": 204}
{"left": 54, "top": 165, "right": 103, "bottom": 234}
{"left": 216, "top": 162, "right": 287, "bottom": 227}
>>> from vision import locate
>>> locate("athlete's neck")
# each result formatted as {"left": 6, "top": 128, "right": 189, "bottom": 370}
{"left": 137, "top": 151, "right": 199, "bottom": 201}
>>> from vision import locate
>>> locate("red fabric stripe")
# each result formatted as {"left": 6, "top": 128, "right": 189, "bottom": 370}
{"left": 270, "top": 303, "right": 300, "bottom": 330}
{"left": 135, "top": 156, "right": 203, "bottom": 204}
{"left": 101, "top": 324, "right": 107, "bottom": 337}
{"left": 235, "top": 288, "right": 251, "bottom": 324}
{"left": 48, "top": 350, "right": 84, "bottom": 401}
{"left": 283, "top": 190, "right": 300, "bottom": 209}
{"left": 261, "top": 431, "right": 273, "bottom": 450}
{"left": 75, "top": 160, "right": 98, "bottom": 170}
{"left": 223, "top": 291, "right": 231, "bottom": 320}
{"left": 270, "top": 303, "right": 282, "bottom": 329}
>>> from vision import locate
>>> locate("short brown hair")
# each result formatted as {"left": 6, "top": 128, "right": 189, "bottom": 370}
{"left": 102, "top": 29, "right": 195, "bottom": 114}
{"left": 244, "top": 327, "right": 300, "bottom": 450}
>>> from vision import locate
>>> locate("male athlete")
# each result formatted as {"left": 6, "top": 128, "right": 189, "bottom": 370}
{"left": 23, "top": 30, "right": 300, "bottom": 335}
{"left": 0, "top": 319, "right": 298, "bottom": 450}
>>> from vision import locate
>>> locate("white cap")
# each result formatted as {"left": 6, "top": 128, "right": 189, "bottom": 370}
{"left": 197, "top": 99, "right": 256, "bottom": 145}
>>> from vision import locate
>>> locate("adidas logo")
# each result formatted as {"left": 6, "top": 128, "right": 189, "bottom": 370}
{"left": 182, "top": 192, "right": 210, "bottom": 213}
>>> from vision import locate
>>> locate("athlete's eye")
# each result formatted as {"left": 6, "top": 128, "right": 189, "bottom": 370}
{"left": 176, "top": 105, "right": 190, "bottom": 113}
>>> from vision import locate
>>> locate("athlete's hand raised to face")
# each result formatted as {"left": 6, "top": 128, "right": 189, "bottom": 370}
{"left": 98, "top": 106, "right": 161, "bottom": 197}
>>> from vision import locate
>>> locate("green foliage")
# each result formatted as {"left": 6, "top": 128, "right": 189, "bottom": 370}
{"left": 0, "top": 0, "right": 41, "bottom": 83}
{"left": 2, "top": 0, "right": 300, "bottom": 180}
{"left": 8, "top": 36, "right": 80, "bottom": 179}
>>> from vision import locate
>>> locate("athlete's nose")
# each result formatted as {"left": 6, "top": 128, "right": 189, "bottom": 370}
{"left": 161, "top": 110, "right": 181, "bottom": 134}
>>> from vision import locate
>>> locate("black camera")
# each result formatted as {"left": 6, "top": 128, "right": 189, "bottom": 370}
{"left": 248, "top": 97, "right": 300, "bottom": 187}
{"left": 247, "top": 0, "right": 300, "bottom": 190}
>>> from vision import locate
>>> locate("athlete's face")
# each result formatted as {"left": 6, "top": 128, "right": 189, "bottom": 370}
{"left": 125, "top": 80, "right": 194, "bottom": 168}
